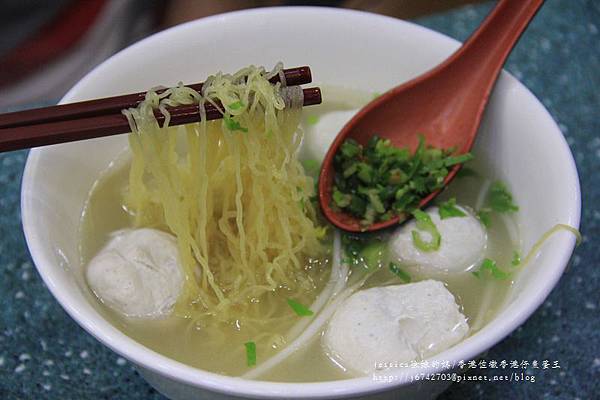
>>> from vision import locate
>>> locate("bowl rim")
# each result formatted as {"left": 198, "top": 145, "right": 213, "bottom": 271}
{"left": 21, "top": 6, "right": 581, "bottom": 399}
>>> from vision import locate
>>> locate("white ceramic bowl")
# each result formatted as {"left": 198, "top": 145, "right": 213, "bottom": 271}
{"left": 21, "top": 7, "right": 580, "bottom": 400}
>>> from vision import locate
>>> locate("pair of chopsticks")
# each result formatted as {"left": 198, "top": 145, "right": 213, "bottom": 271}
{"left": 0, "top": 66, "right": 321, "bottom": 153}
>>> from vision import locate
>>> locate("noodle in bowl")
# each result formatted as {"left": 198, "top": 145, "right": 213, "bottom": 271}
{"left": 21, "top": 7, "right": 580, "bottom": 400}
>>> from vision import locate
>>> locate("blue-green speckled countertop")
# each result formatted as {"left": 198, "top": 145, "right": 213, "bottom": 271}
{"left": 1, "top": 1, "right": 598, "bottom": 398}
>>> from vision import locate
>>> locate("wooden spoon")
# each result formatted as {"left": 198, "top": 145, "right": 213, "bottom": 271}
{"left": 318, "top": 0, "right": 544, "bottom": 232}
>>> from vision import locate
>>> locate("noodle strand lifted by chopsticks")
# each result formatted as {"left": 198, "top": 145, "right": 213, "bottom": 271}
{"left": 122, "top": 65, "right": 326, "bottom": 323}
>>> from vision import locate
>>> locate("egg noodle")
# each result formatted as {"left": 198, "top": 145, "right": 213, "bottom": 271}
{"left": 122, "top": 64, "right": 326, "bottom": 323}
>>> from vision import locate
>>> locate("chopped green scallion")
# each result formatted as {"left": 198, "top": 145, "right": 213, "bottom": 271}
{"left": 487, "top": 181, "right": 519, "bottom": 213}
{"left": 332, "top": 189, "right": 352, "bottom": 208}
{"left": 339, "top": 139, "right": 361, "bottom": 159}
{"left": 223, "top": 115, "right": 248, "bottom": 133}
{"left": 444, "top": 153, "right": 475, "bottom": 167}
{"left": 360, "top": 241, "right": 386, "bottom": 270}
{"left": 287, "top": 299, "right": 314, "bottom": 316}
{"left": 341, "top": 234, "right": 385, "bottom": 270}
{"left": 411, "top": 209, "right": 441, "bottom": 252}
{"left": 331, "top": 135, "right": 473, "bottom": 227}
{"left": 301, "top": 159, "right": 320, "bottom": 176}
{"left": 314, "top": 226, "right": 328, "bottom": 240}
{"left": 245, "top": 341, "right": 256, "bottom": 367}
{"left": 477, "top": 209, "right": 492, "bottom": 228}
{"left": 438, "top": 198, "right": 466, "bottom": 219}
{"left": 228, "top": 100, "right": 244, "bottom": 110}
{"left": 389, "top": 262, "right": 411, "bottom": 283}
{"left": 511, "top": 250, "right": 521, "bottom": 266}
{"left": 473, "top": 258, "right": 511, "bottom": 280}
